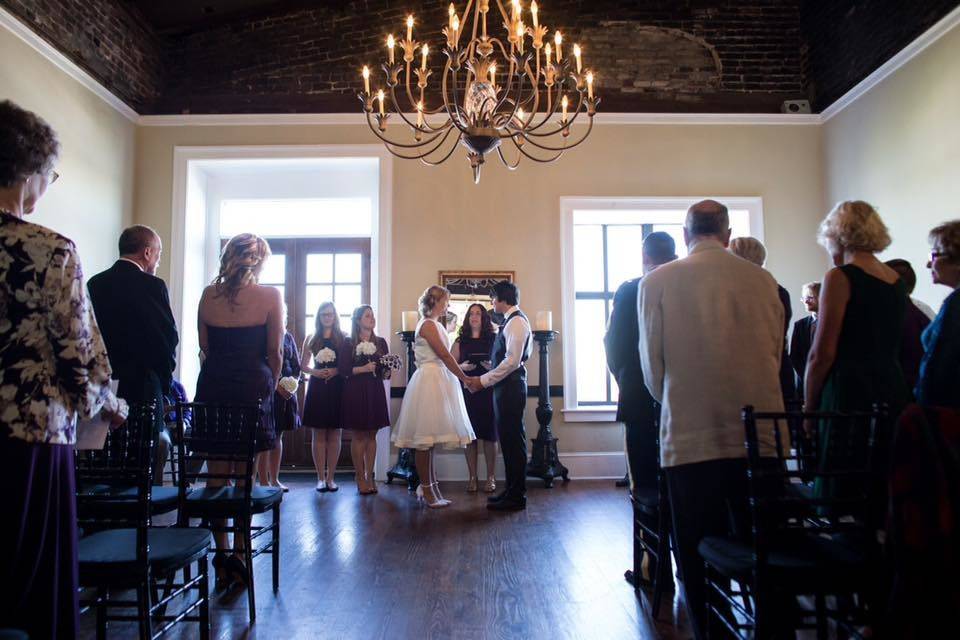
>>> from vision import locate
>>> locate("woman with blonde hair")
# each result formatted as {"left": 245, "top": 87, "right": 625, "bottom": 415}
{"left": 195, "top": 232, "right": 284, "bottom": 588}
{"left": 392, "top": 286, "right": 476, "bottom": 508}
{"left": 338, "top": 305, "right": 391, "bottom": 494}
{"left": 302, "top": 301, "right": 347, "bottom": 492}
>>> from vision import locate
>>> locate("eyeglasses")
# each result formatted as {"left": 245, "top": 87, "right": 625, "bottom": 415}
{"left": 802, "top": 296, "right": 817, "bottom": 302}
{"left": 49, "top": 170, "right": 60, "bottom": 184}
{"left": 931, "top": 251, "right": 952, "bottom": 261}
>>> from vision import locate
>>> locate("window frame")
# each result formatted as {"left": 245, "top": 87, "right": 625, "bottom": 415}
{"left": 559, "top": 196, "right": 764, "bottom": 422}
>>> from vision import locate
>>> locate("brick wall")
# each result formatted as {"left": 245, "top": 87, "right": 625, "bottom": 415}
{"left": 801, "top": 0, "right": 959, "bottom": 111}
{"left": 1, "top": 0, "right": 163, "bottom": 112}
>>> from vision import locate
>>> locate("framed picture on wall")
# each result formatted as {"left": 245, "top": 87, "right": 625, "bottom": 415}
{"left": 438, "top": 270, "right": 515, "bottom": 330}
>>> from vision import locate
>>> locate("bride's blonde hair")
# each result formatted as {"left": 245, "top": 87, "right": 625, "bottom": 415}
{"left": 214, "top": 233, "right": 271, "bottom": 303}
{"left": 419, "top": 285, "right": 450, "bottom": 318}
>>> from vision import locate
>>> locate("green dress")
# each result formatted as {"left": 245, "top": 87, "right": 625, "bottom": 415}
{"left": 815, "top": 264, "right": 911, "bottom": 502}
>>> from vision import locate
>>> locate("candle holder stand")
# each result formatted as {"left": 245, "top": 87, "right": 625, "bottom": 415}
{"left": 526, "top": 330, "right": 569, "bottom": 488}
{"left": 386, "top": 330, "right": 420, "bottom": 491}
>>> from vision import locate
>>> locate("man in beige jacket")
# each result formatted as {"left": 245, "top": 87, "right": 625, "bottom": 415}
{"left": 637, "top": 199, "right": 784, "bottom": 639}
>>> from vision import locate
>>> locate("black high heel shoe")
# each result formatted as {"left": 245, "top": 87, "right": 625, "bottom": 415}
{"left": 211, "top": 553, "right": 230, "bottom": 592}
{"left": 224, "top": 554, "right": 250, "bottom": 590}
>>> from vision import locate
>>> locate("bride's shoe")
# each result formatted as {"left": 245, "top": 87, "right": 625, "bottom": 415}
{"left": 466, "top": 477, "right": 479, "bottom": 493}
{"left": 416, "top": 483, "right": 451, "bottom": 509}
{"left": 484, "top": 477, "right": 496, "bottom": 493}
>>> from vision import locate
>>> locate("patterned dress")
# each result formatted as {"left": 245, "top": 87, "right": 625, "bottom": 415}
{"left": 1, "top": 212, "right": 119, "bottom": 639}
{"left": 273, "top": 332, "right": 302, "bottom": 432}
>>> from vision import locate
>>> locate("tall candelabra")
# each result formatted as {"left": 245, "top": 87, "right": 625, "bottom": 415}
{"left": 358, "top": 0, "right": 600, "bottom": 183}
{"left": 526, "top": 329, "right": 569, "bottom": 487}
{"left": 386, "top": 331, "right": 420, "bottom": 490}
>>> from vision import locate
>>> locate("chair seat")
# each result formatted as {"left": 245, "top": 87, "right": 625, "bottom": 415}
{"left": 77, "top": 485, "right": 187, "bottom": 516}
{"left": 630, "top": 486, "right": 661, "bottom": 512}
{"left": 79, "top": 527, "right": 211, "bottom": 584}
{"left": 183, "top": 485, "right": 283, "bottom": 517}
{"left": 698, "top": 533, "right": 867, "bottom": 590}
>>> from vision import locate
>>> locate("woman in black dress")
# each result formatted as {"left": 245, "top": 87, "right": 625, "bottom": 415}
{"left": 195, "top": 232, "right": 284, "bottom": 585}
{"left": 258, "top": 328, "right": 301, "bottom": 491}
{"left": 339, "top": 305, "right": 391, "bottom": 495}
{"left": 302, "top": 301, "right": 346, "bottom": 492}
{"left": 451, "top": 303, "right": 498, "bottom": 493}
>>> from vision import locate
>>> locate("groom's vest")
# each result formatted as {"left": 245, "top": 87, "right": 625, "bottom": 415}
{"left": 491, "top": 310, "right": 532, "bottom": 386}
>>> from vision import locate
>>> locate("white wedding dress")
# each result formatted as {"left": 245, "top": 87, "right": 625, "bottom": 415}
{"left": 392, "top": 318, "right": 476, "bottom": 450}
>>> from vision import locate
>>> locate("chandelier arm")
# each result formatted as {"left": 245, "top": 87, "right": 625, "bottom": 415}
{"left": 510, "top": 135, "right": 565, "bottom": 163}
{"left": 441, "top": 63, "right": 472, "bottom": 135}
{"left": 364, "top": 111, "right": 449, "bottom": 149}
{"left": 419, "top": 131, "right": 465, "bottom": 166}
{"left": 403, "top": 62, "right": 423, "bottom": 116}
{"left": 523, "top": 87, "right": 586, "bottom": 137}
{"left": 492, "top": 71, "right": 527, "bottom": 130}
{"left": 381, "top": 126, "right": 458, "bottom": 161}
{"left": 455, "top": 0, "right": 475, "bottom": 51}
{"left": 520, "top": 81, "right": 568, "bottom": 134}
{"left": 388, "top": 84, "right": 442, "bottom": 134}
{"left": 515, "top": 117, "right": 594, "bottom": 153}
{"left": 496, "top": 143, "right": 523, "bottom": 170}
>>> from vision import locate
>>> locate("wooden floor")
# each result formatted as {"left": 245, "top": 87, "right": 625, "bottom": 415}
{"left": 79, "top": 477, "right": 692, "bottom": 640}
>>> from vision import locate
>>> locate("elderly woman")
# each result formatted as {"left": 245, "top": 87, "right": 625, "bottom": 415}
{"left": 915, "top": 221, "right": 960, "bottom": 407}
{"left": 729, "top": 236, "right": 796, "bottom": 402}
{"left": 804, "top": 201, "right": 910, "bottom": 504}
{"left": 0, "top": 100, "right": 127, "bottom": 638}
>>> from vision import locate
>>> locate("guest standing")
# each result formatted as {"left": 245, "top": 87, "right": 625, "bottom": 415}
{"left": 451, "top": 303, "right": 498, "bottom": 493}
{"left": 729, "top": 236, "right": 796, "bottom": 403}
{"left": 339, "top": 305, "right": 391, "bottom": 495}
{"left": 790, "top": 281, "right": 820, "bottom": 398}
{"left": 195, "top": 233, "right": 283, "bottom": 586}
{"left": 886, "top": 258, "right": 937, "bottom": 321}
{"left": 804, "top": 201, "right": 910, "bottom": 507}
{"left": 302, "top": 301, "right": 347, "bottom": 492}
{"left": 0, "top": 100, "right": 127, "bottom": 639}
{"left": 638, "top": 200, "right": 784, "bottom": 640}
{"left": 259, "top": 328, "right": 301, "bottom": 491}
{"left": 915, "top": 221, "right": 960, "bottom": 408}
{"left": 885, "top": 259, "right": 933, "bottom": 391}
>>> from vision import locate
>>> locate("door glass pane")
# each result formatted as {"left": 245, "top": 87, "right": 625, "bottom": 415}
{"left": 575, "top": 299, "right": 609, "bottom": 403}
{"left": 574, "top": 226, "right": 604, "bottom": 292}
{"left": 307, "top": 254, "right": 334, "bottom": 284}
{"left": 335, "top": 253, "right": 362, "bottom": 283}
{"left": 606, "top": 226, "right": 645, "bottom": 289}
{"left": 260, "top": 253, "right": 286, "bottom": 285}
{"left": 652, "top": 224, "right": 688, "bottom": 260}
{"left": 306, "top": 285, "right": 334, "bottom": 318}
{"left": 336, "top": 285, "right": 363, "bottom": 317}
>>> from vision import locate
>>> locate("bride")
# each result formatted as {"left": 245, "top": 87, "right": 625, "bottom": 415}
{"left": 392, "top": 285, "right": 476, "bottom": 508}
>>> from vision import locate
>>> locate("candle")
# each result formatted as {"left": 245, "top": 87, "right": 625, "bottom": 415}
{"left": 421, "top": 43, "right": 429, "bottom": 71}
{"left": 417, "top": 100, "right": 424, "bottom": 128}
{"left": 489, "top": 63, "right": 496, "bottom": 88}
{"left": 561, "top": 94, "right": 568, "bottom": 122}
{"left": 402, "top": 311, "right": 420, "bottom": 331}
{"left": 554, "top": 31, "right": 562, "bottom": 62}
{"left": 516, "top": 21, "right": 525, "bottom": 53}
{"left": 387, "top": 34, "right": 395, "bottom": 64}
{"left": 516, "top": 107, "right": 525, "bottom": 124}
{"left": 534, "top": 311, "right": 553, "bottom": 332}
{"left": 449, "top": 2, "right": 456, "bottom": 31}
{"left": 512, "top": 0, "right": 520, "bottom": 19}
{"left": 377, "top": 89, "right": 385, "bottom": 116}
{"left": 406, "top": 14, "right": 414, "bottom": 42}
{"left": 362, "top": 66, "right": 370, "bottom": 94}
{"left": 586, "top": 71, "right": 594, "bottom": 99}
{"left": 573, "top": 43, "right": 582, "bottom": 73}
{"left": 452, "top": 15, "right": 460, "bottom": 42}
{"left": 531, "top": 0, "right": 539, "bottom": 28}
{"left": 544, "top": 42, "right": 552, "bottom": 65}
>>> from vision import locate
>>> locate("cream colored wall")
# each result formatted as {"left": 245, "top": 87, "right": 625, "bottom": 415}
{"left": 135, "top": 122, "right": 826, "bottom": 455}
{"left": 0, "top": 28, "right": 135, "bottom": 275}
{"left": 823, "top": 23, "right": 960, "bottom": 311}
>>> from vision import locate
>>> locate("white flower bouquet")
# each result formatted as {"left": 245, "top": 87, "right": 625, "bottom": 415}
{"left": 279, "top": 375, "right": 299, "bottom": 395}
{"left": 355, "top": 341, "right": 378, "bottom": 357}
{"left": 316, "top": 347, "right": 337, "bottom": 367}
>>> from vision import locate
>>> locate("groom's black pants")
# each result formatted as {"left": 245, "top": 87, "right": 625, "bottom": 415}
{"left": 494, "top": 369, "right": 527, "bottom": 499}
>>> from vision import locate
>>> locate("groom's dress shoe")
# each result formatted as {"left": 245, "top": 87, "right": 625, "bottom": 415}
{"left": 487, "top": 491, "right": 509, "bottom": 504}
{"left": 487, "top": 496, "right": 526, "bottom": 511}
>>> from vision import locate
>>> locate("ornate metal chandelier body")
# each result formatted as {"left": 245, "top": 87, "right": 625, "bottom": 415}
{"left": 359, "top": 0, "right": 599, "bottom": 183}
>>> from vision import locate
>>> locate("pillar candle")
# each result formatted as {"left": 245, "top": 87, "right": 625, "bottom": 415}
{"left": 402, "top": 311, "right": 420, "bottom": 331}
{"left": 534, "top": 311, "right": 553, "bottom": 331}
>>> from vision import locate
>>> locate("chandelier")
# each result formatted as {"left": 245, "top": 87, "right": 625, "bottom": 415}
{"left": 358, "top": 0, "right": 599, "bottom": 183}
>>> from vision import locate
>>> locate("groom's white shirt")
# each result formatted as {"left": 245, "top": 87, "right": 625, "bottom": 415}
{"left": 480, "top": 306, "right": 532, "bottom": 388}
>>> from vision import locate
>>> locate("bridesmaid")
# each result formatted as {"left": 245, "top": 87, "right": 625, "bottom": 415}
{"left": 451, "top": 303, "right": 498, "bottom": 493}
{"left": 339, "top": 305, "right": 392, "bottom": 494}
{"left": 259, "top": 322, "right": 301, "bottom": 491}
{"left": 302, "top": 301, "right": 346, "bottom": 492}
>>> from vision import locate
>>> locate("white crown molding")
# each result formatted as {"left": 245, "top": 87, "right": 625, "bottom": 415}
{"left": 0, "top": 5, "right": 138, "bottom": 122}
{"left": 820, "top": 3, "right": 960, "bottom": 122}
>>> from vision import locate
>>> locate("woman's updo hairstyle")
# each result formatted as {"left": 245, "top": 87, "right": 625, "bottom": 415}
{"left": 0, "top": 100, "right": 60, "bottom": 188}
{"left": 214, "top": 233, "right": 271, "bottom": 303}
{"left": 419, "top": 285, "right": 451, "bottom": 318}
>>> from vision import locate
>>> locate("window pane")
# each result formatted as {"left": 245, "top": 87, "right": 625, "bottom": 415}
{"left": 307, "top": 254, "right": 334, "bottom": 283}
{"left": 574, "top": 225, "right": 604, "bottom": 292}
{"left": 336, "top": 285, "right": 362, "bottom": 317}
{"left": 606, "top": 226, "right": 645, "bottom": 289}
{"left": 306, "top": 285, "right": 334, "bottom": 317}
{"left": 652, "top": 224, "right": 688, "bottom": 260}
{"left": 335, "top": 253, "right": 362, "bottom": 283}
{"left": 259, "top": 254, "right": 286, "bottom": 284}
{"left": 575, "top": 299, "right": 609, "bottom": 403}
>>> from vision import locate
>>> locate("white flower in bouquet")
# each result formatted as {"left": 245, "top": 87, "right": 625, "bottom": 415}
{"left": 316, "top": 347, "right": 337, "bottom": 364}
{"left": 356, "top": 341, "right": 378, "bottom": 357}
{"left": 279, "top": 376, "right": 299, "bottom": 395}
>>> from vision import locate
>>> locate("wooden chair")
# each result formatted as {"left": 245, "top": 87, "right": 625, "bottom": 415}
{"left": 76, "top": 401, "right": 212, "bottom": 640}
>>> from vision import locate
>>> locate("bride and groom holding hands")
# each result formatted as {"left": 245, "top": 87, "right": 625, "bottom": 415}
{"left": 392, "top": 280, "right": 532, "bottom": 511}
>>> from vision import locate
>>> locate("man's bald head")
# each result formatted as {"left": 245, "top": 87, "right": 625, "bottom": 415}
{"left": 118, "top": 225, "right": 162, "bottom": 275}
{"left": 684, "top": 199, "right": 731, "bottom": 247}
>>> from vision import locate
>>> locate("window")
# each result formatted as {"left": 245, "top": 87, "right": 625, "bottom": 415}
{"left": 561, "top": 197, "right": 763, "bottom": 420}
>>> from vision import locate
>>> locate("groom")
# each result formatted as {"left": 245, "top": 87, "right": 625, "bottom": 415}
{"left": 467, "top": 280, "right": 532, "bottom": 511}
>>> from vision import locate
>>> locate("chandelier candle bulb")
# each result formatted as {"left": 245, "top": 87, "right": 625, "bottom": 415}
{"left": 534, "top": 311, "right": 553, "bottom": 332}
{"left": 402, "top": 311, "right": 420, "bottom": 332}
{"left": 586, "top": 71, "right": 594, "bottom": 99}
{"left": 453, "top": 16, "right": 460, "bottom": 44}
{"left": 387, "top": 34, "right": 395, "bottom": 64}
{"left": 377, "top": 89, "right": 385, "bottom": 116}
{"left": 421, "top": 44, "right": 429, "bottom": 71}
{"left": 449, "top": 3, "right": 455, "bottom": 30}
{"left": 516, "top": 21, "right": 525, "bottom": 53}
{"left": 545, "top": 42, "right": 552, "bottom": 65}
{"left": 531, "top": 0, "right": 539, "bottom": 28}
{"left": 406, "top": 15, "right": 414, "bottom": 42}
{"left": 573, "top": 44, "right": 581, "bottom": 73}
{"left": 417, "top": 101, "right": 424, "bottom": 128}
{"left": 362, "top": 66, "right": 370, "bottom": 94}
{"left": 489, "top": 64, "right": 496, "bottom": 88}
{"left": 554, "top": 31, "right": 562, "bottom": 61}
{"left": 561, "top": 94, "right": 568, "bottom": 122}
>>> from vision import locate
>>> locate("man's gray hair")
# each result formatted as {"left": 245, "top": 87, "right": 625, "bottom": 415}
{"left": 685, "top": 200, "right": 729, "bottom": 237}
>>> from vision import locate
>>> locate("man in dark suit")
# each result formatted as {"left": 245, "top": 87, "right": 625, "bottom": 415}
{"left": 604, "top": 232, "right": 677, "bottom": 583}
{"left": 789, "top": 281, "right": 819, "bottom": 398}
{"left": 88, "top": 225, "right": 179, "bottom": 471}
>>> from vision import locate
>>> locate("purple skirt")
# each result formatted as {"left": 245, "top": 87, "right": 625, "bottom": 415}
{"left": 303, "top": 374, "right": 344, "bottom": 429}
{"left": 340, "top": 373, "right": 390, "bottom": 431}
{"left": 0, "top": 437, "right": 78, "bottom": 639}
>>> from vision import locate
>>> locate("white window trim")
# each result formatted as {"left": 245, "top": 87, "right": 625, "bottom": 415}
{"left": 559, "top": 196, "right": 764, "bottom": 422}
